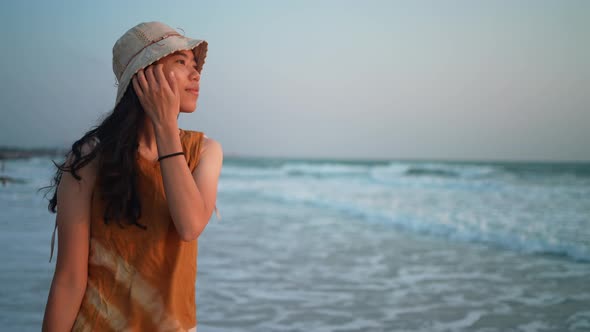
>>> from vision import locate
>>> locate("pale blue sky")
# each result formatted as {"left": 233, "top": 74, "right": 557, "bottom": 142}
{"left": 1, "top": 0, "right": 588, "bottom": 161}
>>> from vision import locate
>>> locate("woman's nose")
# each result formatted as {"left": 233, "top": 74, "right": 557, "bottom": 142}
{"left": 189, "top": 68, "right": 200, "bottom": 81}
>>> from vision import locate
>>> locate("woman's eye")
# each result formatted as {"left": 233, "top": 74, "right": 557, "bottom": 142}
{"left": 176, "top": 59, "right": 185, "bottom": 65}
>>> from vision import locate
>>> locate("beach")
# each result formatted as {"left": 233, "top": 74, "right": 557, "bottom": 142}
{"left": 1, "top": 156, "right": 589, "bottom": 331}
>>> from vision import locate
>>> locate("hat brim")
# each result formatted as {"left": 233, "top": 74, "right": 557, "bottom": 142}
{"left": 115, "top": 35, "right": 208, "bottom": 108}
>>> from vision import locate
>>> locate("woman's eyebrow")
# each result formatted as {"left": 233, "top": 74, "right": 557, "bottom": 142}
{"left": 172, "top": 52, "right": 188, "bottom": 58}
{"left": 172, "top": 52, "right": 197, "bottom": 64}
{"left": 171, "top": 51, "right": 197, "bottom": 68}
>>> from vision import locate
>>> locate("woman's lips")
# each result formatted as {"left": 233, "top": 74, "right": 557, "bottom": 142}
{"left": 186, "top": 88, "right": 199, "bottom": 95}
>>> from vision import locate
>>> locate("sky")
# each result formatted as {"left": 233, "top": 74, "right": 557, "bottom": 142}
{"left": 0, "top": 0, "right": 588, "bottom": 161}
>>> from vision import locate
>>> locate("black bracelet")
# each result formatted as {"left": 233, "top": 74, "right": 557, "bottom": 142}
{"left": 158, "top": 151, "right": 185, "bottom": 162}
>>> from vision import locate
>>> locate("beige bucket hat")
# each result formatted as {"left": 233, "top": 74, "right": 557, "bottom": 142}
{"left": 112, "top": 21, "right": 208, "bottom": 107}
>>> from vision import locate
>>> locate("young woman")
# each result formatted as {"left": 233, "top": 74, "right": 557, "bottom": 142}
{"left": 41, "top": 22, "right": 223, "bottom": 332}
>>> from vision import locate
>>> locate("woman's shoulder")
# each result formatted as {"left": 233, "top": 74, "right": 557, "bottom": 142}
{"left": 198, "top": 136, "right": 223, "bottom": 171}
{"left": 201, "top": 135, "right": 221, "bottom": 153}
{"left": 180, "top": 128, "right": 222, "bottom": 160}
{"left": 180, "top": 128, "right": 218, "bottom": 147}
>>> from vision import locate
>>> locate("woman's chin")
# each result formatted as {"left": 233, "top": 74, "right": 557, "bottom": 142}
{"left": 180, "top": 104, "right": 197, "bottom": 113}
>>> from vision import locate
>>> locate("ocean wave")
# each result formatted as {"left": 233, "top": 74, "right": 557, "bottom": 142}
{"left": 401, "top": 163, "right": 501, "bottom": 179}
{"left": 222, "top": 187, "right": 590, "bottom": 263}
{"left": 222, "top": 161, "right": 505, "bottom": 183}
{"left": 221, "top": 165, "right": 285, "bottom": 179}
{"left": 221, "top": 162, "right": 372, "bottom": 179}
{"left": 280, "top": 163, "right": 370, "bottom": 178}
{"left": 212, "top": 159, "right": 590, "bottom": 188}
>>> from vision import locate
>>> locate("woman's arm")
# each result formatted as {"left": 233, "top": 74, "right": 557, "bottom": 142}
{"left": 42, "top": 142, "right": 98, "bottom": 332}
{"left": 131, "top": 65, "right": 223, "bottom": 241}
{"left": 155, "top": 122, "right": 223, "bottom": 241}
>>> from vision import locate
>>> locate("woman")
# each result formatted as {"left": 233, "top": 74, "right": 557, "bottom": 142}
{"left": 41, "top": 22, "right": 223, "bottom": 331}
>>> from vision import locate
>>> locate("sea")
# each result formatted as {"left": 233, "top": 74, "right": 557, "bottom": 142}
{"left": 0, "top": 156, "right": 589, "bottom": 331}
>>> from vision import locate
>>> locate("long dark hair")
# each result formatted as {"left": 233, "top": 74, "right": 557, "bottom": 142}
{"left": 40, "top": 85, "right": 149, "bottom": 231}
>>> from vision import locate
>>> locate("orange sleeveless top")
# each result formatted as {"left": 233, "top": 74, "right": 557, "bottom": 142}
{"left": 68, "top": 128, "right": 217, "bottom": 332}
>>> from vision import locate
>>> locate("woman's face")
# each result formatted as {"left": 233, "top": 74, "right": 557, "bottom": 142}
{"left": 154, "top": 49, "right": 201, "bottom": 113}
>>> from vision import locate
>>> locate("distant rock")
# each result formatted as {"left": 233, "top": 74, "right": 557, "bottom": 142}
{"left": 0, "top": 146, "right": 66, "bottom": 160}
{"left": 0, "top": 176, "right": 27, "bottom": 185}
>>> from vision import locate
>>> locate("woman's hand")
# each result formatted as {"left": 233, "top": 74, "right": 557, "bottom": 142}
{"left": 132, "top": 64, "right": 179, "bottom": 128}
